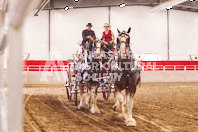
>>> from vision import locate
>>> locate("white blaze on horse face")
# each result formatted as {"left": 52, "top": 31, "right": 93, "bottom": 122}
{"left": 120, "top": 43, "right": 126, "bottom": 52}
{"left": 120, "top": 36, "right": 126, "bottom": 53}
{"left": 120, "top": 36, "right": 126, "bottom": 42}
{"left": 120, "top": 42, "right": 126, "bottom": 58}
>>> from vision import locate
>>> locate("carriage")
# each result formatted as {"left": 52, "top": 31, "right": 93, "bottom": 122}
{"left": 64, "top": 41, "right": 114, "bottom": 106}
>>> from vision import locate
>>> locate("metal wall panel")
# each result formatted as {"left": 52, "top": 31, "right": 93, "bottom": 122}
{"left": 110, "top": 6, "right": 168, "bottom": 60}
{"left": 50, "top": 7, "right": 109, "bottom": 59}
{"left": 23, "top": 10, "right": 49, "bottom": 60}
{"left": 169, "top": 10, "right": 198, "bottom": 60}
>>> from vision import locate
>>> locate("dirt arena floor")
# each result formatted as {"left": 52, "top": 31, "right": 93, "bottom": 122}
{"left": 23, "top": 83, "right": 198, "bottom": 132}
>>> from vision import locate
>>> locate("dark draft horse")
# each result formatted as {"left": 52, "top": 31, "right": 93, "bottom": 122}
{"left": 77, "top": 39, "right": 104, "bottom": 114}
{"left": 112, "top": 28, "right": 141, "bottom": 126}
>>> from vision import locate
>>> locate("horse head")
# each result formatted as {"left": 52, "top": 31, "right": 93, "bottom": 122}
{"left": 117, "top": 27, "right": 131, "bottom": 57}
{"left": 93, "top": 39, "right": 103, "bottom": 58}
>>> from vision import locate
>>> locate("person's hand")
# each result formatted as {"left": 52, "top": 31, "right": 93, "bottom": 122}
{"left": 103, "top": 41, "right": 108, "bottom": 45}
{"left": 86, "top": 35, "right": 91, "bottom": 39}
{"left": 109, "top": 40, "right": 114, "bottom": 44}
{"left": 90, "top": 37, "right": 94, "bottom": 41}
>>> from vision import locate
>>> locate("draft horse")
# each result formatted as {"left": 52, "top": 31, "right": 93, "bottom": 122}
{"left": 113, "top": 28, "right": 141, "bottom": 126}
{"left": 77, "top": 39, "right": 104, "bottom": 114}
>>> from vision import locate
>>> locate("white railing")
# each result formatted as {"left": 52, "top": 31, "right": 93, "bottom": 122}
{"left": 22, "top": 64, "right": 198, "bottom": 72}
{"left": 24, "top": 65, "right": 69, "bottom": 72}
{"left": 141, "top": 65, "right": 198, "bottom": 71}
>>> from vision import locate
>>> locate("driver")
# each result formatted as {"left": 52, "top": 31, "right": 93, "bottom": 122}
{"left": 82, "top": 23, "right": 96, "bottom": 51}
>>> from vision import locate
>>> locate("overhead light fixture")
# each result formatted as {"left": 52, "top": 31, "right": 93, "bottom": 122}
{"left": 189, "top": 0, "right": 195, "bottom": 2}
{"left": 151, "top": 0, "right": 188, "bottom": 12}
{"left": 166, "top": 6, "right": 173, "bottom": 10}
{"left": 119, "top": 3, "right": 126, "bottom": 8}
{"left": 64, "top": 6, "right": 69, "bottom": 11}
{"left": 74, "top": 0, "right": 79, "bottom": 2}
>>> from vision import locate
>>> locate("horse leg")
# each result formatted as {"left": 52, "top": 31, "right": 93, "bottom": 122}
{"left": 90, "top": 83, "right": 100, "bottom": 113}
{"left": 125, "top": 89, "right": 136, "bottom": 126}
{"left": 113, "top": 97, "right": 119, "bottom": 111}
{"left": 112, "top": 88, "right": 119, "bottom": 111}
{"left": 123, "top": 89, "right": 129, "bottom": 107}
{"left": 78, "top": 82, "right": 84, "bottom": 109}
{"left": 84, "top": 82, "right": 92, "bottom": 109}
{"left": 112, "top": 86, "right": 120, "bottom": 111}
{"left": 115, "top": 91, "right": 126, "bottom": 119}
{"left": 114, "top": 89, "right": 128, "bottom": 112}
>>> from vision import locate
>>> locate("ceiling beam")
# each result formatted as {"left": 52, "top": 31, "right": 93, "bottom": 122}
{"left": 151, "top": 0, "right": 188, "bottom": 12}
{"left": 34, "top": 0, "right": 50, "bottom": 16}
{"left": 97, "top": 0, "right": 102, "bottom": 5}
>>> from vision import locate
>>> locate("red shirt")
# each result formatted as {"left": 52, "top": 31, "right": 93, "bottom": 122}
{"left": 103, "top": 30, "right": 113, "bottom": 43}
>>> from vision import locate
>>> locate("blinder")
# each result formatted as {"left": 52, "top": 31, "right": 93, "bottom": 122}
{"left": 117, "top": 32, "right": 130, "bottom": 50}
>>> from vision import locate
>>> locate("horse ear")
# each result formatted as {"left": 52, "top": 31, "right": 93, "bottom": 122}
{"left": 117, "top": 38, "right": 119, "bottom": 44}
{"left": 127, "top": 27, "right": 131, "bottom": 33}
{"left": 117, "top": 28, "right": 120, "bottom": 34}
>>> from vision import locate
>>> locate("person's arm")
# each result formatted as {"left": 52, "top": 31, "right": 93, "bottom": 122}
{"left": 109, "top": 31, "right": 115, "bottom": 43}
{"left": 92, "top": 31, "right": 96, "bottom": 40}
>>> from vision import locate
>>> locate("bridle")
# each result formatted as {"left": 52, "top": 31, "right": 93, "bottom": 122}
{"left": 116, "top": 32, "right": 131, "bottom": 59}
{"left": 91, "top": 39, "right": 103, "bottom": 59}
{"left": 117, "top": 32, "right": 130, "bottom": 51}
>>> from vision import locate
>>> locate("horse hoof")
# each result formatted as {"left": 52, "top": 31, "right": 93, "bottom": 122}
{"left": 95, "top": 107, "right": 101, "bottom": 114}
{"left": 78, "top": 104, "right": 84, "bottom": 110}
{"left": 77, "top": 105, "right": 81, "bottom": 110}
{"left": 118, "top": 113, "right": 126, "bottom": 119}
{"left": 113, "top": 105, "right": 116, "bottom": 111}
{"left": 126, "top": 118, "right": 136, "bottom": 127}
{"left": 90, "top": 105, "right": 95, "bottom": 114}
{"left": 90, "top": 105, "right": 100, "bottom": 114}
{"left": 84, "top": 100, "right": 90, "bottom": 107}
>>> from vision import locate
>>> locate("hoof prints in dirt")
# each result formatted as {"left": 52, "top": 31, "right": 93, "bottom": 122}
{"left": 24, "top": 83, "right": 198, "bottom": 132}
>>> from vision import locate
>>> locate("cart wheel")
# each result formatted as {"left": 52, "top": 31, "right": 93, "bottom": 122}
{"left": 74, "top": 90, "right": 77, "bottom": 106}
{"left": 65, "top": 70, "right": 72, "bottom": 101}
{"left": 74, "top": 80, "right": 78, "bottom": 106}
{"left": 108, "top": 84, "right": 112, "bottom": 97}
{"left": 103, "top": 90, "right": 109, "bottom": 101}
{"left": 66, "top": 87, "right": 71, "bottom": 101}
{"left": 108, "top": 78, "right": 113, "bottom": 97}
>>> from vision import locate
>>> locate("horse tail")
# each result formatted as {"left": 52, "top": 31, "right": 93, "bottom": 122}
{"left": 137, "top": 73, "right": 141, "bottom": 88}
{"left": 139, "top": 81, "right": 141, "bottom": 88}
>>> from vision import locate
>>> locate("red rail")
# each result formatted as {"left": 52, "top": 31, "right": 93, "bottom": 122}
{"left": 23, "top": 60, "right": 198, "bottom": 71}
{"left": 24, "top": 60, "right": 68, "bottom": 71}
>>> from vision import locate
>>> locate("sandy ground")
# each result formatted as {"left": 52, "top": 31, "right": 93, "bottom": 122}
{"left": 24, "top": 83, "right": 198, "bottom": 132}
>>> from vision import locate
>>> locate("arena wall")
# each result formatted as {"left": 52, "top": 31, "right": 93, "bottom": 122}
{"left": 9, "top": 60, "right": 196, "bottom": 84}
{"left": 21, "top": 6, "right": 198, "bottom": 61}
{"left": 110, "top": 6, "right": 168, "bottom": 60}
{"left": 23, "top": 10, "right": 49, "bottom": 60}
{"left": 50, "top": 7, "right": 109, "bottom": 59}
{"left": 169, "top": 10, "right": 198, "bottom": 60}
{"left": 21, "top": 71, "right": 198, "bottom": 84}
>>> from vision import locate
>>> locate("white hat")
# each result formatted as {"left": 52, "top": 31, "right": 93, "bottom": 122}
{"left": 104, "top": 23, "right": 111, "bottom": 28}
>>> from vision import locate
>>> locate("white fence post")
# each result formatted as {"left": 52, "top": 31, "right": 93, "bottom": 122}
{"left": 7, "top": 27, "right": 23, "bottom": 132}
{"left": 7, "top": 0, "right": 41, "bottom": 131}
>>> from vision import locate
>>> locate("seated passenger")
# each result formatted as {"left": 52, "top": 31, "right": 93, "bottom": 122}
{"left": 102, "top": 23, "right": 115, "bottom": 54}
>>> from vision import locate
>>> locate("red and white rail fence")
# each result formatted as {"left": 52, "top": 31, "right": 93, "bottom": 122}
{"left": 23, "top": 60, "right": 198, "bottom": 72}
